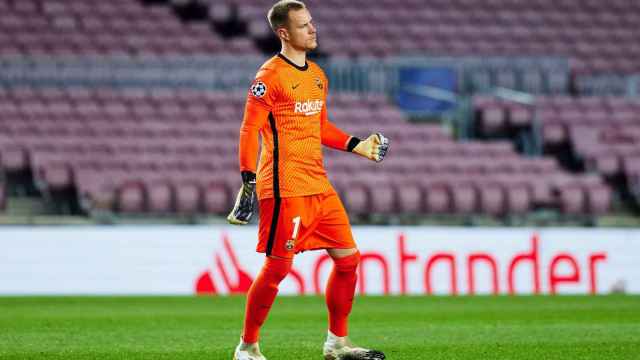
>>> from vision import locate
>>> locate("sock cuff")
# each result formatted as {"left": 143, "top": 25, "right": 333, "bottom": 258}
{"left": 265, "top": 255, "right": 293, "bottom": 266}
{"left": 333, "top": 251, "right": 360, "bottom": 270}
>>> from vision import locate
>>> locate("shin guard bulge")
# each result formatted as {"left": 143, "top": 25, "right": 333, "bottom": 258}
{"left": 325, "top": 251, "right": 361, "bottom": 337}
{"left": 242, "top": 256, "right": 292, "bottom": 343}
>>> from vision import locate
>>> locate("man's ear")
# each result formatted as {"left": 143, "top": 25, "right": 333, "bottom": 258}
{"left": 277, "top": 27, "right": 289, "bottom": 41}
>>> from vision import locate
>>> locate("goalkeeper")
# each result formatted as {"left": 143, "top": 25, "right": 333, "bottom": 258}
{"left": 227, "top": 1, "right": 388, "bottom": 359}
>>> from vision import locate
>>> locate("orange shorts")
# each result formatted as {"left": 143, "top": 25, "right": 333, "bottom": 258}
{"left": 257, "top": 191, "right": 356, "bottom": 259}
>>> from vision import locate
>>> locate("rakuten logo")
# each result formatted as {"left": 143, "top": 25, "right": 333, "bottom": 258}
{"left": 294, "top": 99, "right": 323, "bottom": 116}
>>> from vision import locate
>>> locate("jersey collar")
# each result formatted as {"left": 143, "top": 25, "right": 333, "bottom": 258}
{"left": 277, "top": 53, "right": 308, "bottom": 71}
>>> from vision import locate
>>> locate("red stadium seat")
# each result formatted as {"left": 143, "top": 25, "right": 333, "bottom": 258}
{"left": 422, "top": 180, "right": 451, "bottom": 215}
{"left": 504, "top": 181, "right": 532, "bottom": 215}
{"left": 147, "top": 181, "right": 173, "bottom": 214}
{"left": 335, "top": 180, "right": 370, "bottom": 216}
{"left": 585, "top": 183, "right": 612, "bottom": 215}
{"left": 203, "top": 180, "right": 232, "bottom": 215}
{"left": 367, "top": 179, "right": 396, "bottom": 214}
{"left": 0, "top": 144, "right": 29, "bottom": 172}
{"left": 477, "top": 181, "right": 505, "bottom": 217}
{"left": 478, "top": 103, "right": 506, "bottom": 137}
{"left": 117, "top": 180, "right": 146, "bottom": 213}
{"left": 557, "top": 182, "right": 586, "bottom": 215}
{"left": 175, "top": 181, "right": 202, "bottom": 215}
{"left": 509, "top": 105, "right": 533, "bottom": 128}
{"left": 393, "top": 180, "right": 423, "bottom": 214}
{"left": 40, "top": 162, "right": 73, "bottom": 190}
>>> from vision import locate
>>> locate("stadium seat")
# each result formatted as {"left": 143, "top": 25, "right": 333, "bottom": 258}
{"left": 39, "top": 162, "right": 74, "bottom": 190}
{"left": 367, "top": 179, "right": 396, "bottom": 214}
{"left": 203, "top": 180, "right": 232, "bottom": 215}
{"left": 450, "top": 180, "right": 478, "bottom": 215}
{"left": 393, "top": 180, "right": 423, "bottom": 214}
{"left": 422, "top": 180, "right": 451, "bottom": 215}
{"left": 585, "top": 183, "right": 612, "bottom": 215}
{"left": 174, "top": 181, "right": 202, "bottom": 215}
{"left": 503, "top": 181, "right": 532, "bottom": 215}
{"left": 0, "top": 144, "right": 29, "bottom": 173}
{"left": 117, "top": 180, "right": 146, "bottom": 213}
{"left": 557, "top": 182, "right": 586, "bottom": 215}
{"left": 589, "top": 150, "right": 622, "bottom": 178}
{"left": 478, "top": 103, "right": 506, "bottom": 137}
{"left": 335, "top": 180, "right": 370, "bottom": 216}
{"left": 477, "top": 181, "right": 506, "bottom": 217}
{"left": 509, "top": 105, "right": 533, "bottom": 128}
{"left": 147, "top": 181, "right": 173, "bottom": 214}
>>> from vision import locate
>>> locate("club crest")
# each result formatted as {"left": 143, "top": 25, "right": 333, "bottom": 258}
{"left": 285, "top": 239, "right": 295, "bottom": 251}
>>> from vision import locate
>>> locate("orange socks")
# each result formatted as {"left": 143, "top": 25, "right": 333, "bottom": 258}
{"left": 242, "top": 252, "right": 360, "bottom": 343}
{"left": 242, "top": 256, "right": 292, "bottom": 344}
{"left": 325, "top": 251, "right": 361, "bottom": 337}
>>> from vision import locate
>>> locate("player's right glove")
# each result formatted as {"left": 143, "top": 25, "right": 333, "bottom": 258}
{"left": 351, "top": 133, "right": 389, "bottom": 162}
{"left": 227, "top": 171, "right": 256, "bottom": 225}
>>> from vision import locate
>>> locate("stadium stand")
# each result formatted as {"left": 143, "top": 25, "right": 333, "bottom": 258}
{"left": 0, "top": 86, "right": 612, "bottom": 218}
{"left": 196, "top": 0, "right": 640, "bottom": 75}
{"left": 0, "top": 0, "right": 256, "bottom": 57}
{"left": 0, "top": 0, "right": 636, "bottom": 224}
{"left": 474, "top": 96, "right": 640, "bottom": 174}
{"left": 1, "top": 0, "right": 639, "bottom": 76}
{"left": 474, "top": 95, "right": 640, "bottom": 210}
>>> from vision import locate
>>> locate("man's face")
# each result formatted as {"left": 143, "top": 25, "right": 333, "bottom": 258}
{"left": 282, "top": 8, "right": 317, "bottom": 51}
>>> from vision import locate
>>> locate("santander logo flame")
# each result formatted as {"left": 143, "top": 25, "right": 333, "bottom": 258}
{"left": 195, "top": 234, "right": 252, "bottom": 295}
{"left": 195, "top": 233, "right": 306, "bottom": 295}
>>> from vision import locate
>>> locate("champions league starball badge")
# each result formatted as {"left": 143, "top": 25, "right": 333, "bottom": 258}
{"left": 251, "top": 80, "right": 267, "bottom": 98}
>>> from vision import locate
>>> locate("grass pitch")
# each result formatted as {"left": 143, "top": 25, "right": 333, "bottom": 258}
{"left": 1, "top": 295, "right": 639, "bottom": 359}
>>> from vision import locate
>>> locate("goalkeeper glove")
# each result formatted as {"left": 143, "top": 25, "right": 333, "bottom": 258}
{"left": 350, "top": 133, "right": 389, "bottom": 162}
{"left": 227, "top": 171, "right": 256, "bottom": 225}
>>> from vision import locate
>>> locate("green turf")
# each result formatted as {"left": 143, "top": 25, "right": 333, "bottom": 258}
{"left": 1, "top": 295, "right": 639, "bottom": 359}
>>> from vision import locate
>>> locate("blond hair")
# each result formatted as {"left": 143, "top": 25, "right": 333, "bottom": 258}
{"left": 267, "top": 0, "right": 306, "bottom": 32}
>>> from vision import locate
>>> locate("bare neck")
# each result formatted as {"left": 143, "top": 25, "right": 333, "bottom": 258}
{"left": 280, "top": 43, "right": 307, "bottom": 67}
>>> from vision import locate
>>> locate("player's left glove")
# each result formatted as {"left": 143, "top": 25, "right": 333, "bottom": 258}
{"left": 350, "top": 133, "right": 389, "bottom": 162}
{"left": 227, "top": 171, "right": 256, "bottom": 225}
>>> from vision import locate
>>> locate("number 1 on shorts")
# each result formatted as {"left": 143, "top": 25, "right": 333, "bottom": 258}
{"left": 291, "top": 216, "right": 301, "bottom": 239}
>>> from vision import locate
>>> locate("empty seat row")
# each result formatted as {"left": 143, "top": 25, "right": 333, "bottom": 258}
{"left": 473, "top": 94, "right": 638, "bottom": 208}
{"left": 473, "top": 95, "right": 640, "bottom": 141}
{"left": 66, "top": 169, "right": 611, "bottom": 217}
{"left": 3, "top": 0, "right": 640, "bottom": 76}
{"left": 76, "top": 173, "right": 238, "bottom": 215}
{"left": 333, "top": 175, "right": 610, "bottom": 217}
{"left": 326, "top": 156, "right": 558, "bottom": 176}
{"left": 204, "top": 0, "right": 640, "bottom": 74}
{"left": 0, "top": 0, "right": 244, "bottom": 57}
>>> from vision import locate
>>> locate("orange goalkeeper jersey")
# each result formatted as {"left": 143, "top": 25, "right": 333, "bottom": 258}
{"left": 238, "top": 54, "right": 352, "bottom": 200}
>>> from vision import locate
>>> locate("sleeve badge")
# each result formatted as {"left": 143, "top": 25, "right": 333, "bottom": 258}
{"left": 250, "top": 80, "right": 267, "bottom": 98}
